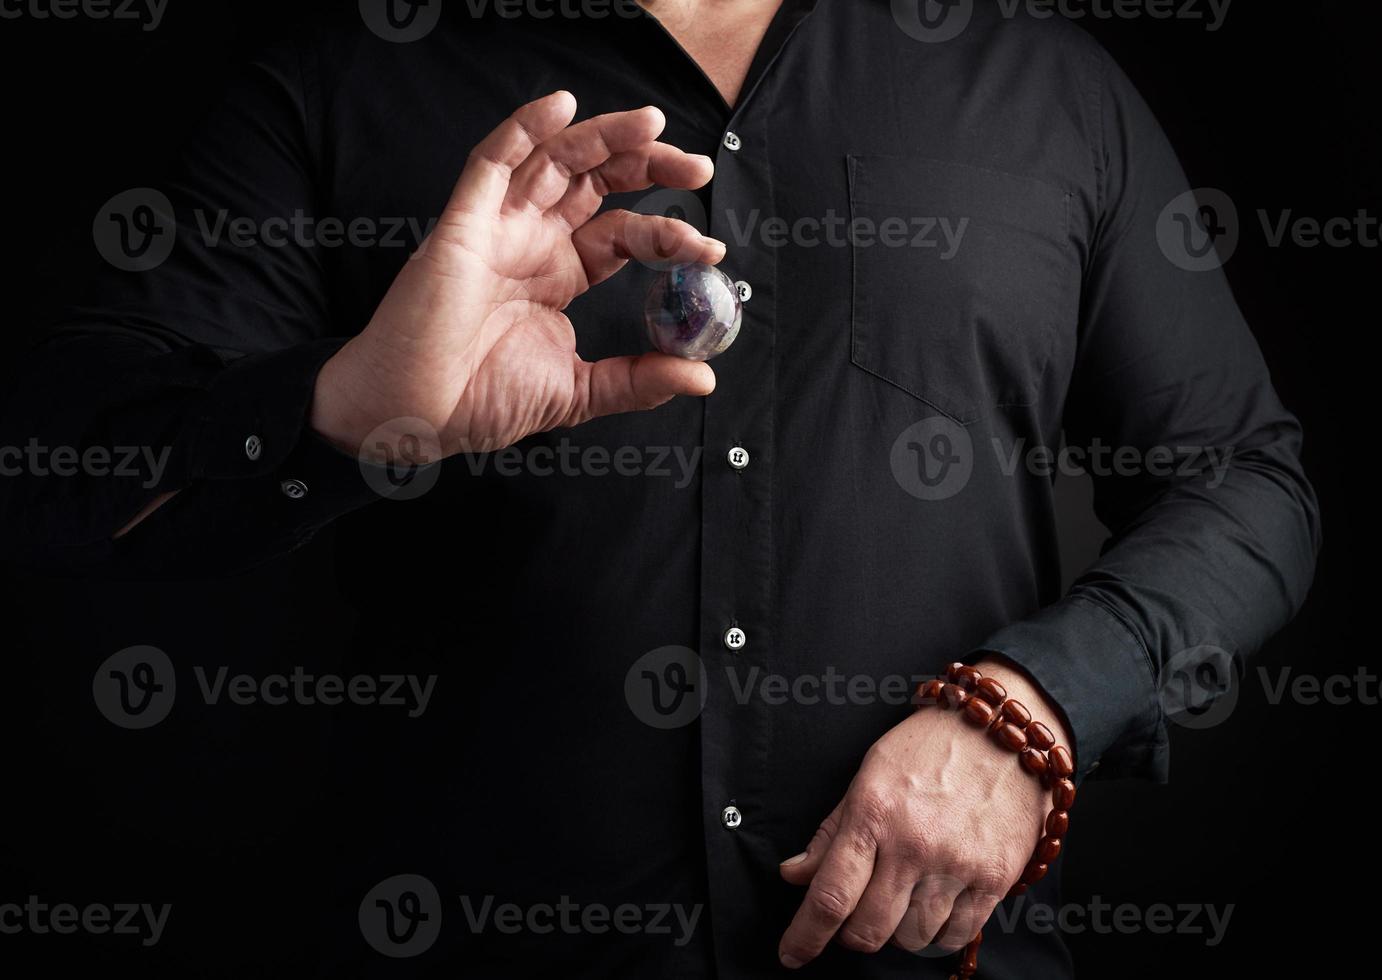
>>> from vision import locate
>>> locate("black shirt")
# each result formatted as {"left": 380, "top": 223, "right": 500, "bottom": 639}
{"left": 0, "top": 2, "right": 1319, "bottom": 977}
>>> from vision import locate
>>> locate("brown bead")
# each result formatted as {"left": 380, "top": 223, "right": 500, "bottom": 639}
{"left": 1027, "top": 722, "right": 1056, "bottom": 751}
{"left": 914, "top": 679, "right": 944, "bottom": 706}
{"left": 1020, "top": 748, "right": 1049, "bottom": 777}
{"left": 940, "top": 683, "right": 970, "bottom": 709}
{"left": 1037, "top": 836, "right": 1063, "bottom": 863}
{"left": 1006, "top": 882, "right": 1028, "bottom": 899}
{"left": 994, "top": 722, "right": 1029, "bottom": 753}
{"left": 1046, "top": 810, "right": 1070, "bottom": 837}
{"left": 975, "top": 676, "right": 1007, "bottom": 706}
{"left": 945, "top": 662, "right": 967, "bottom": 683}
{"left": 1049, "top": 745, "right": 1075, "bottom": 779}
{"left": 1022, "top": 860, "right": 1049, "bottom": 884}
{"left": 1000, "top": 698, "right": 1032, "bottom": 727}
{"left": 960, "top": 945, "right": 979, "bottom": 973}
{"left": 1052, "top": 778, "right": 1076, "bottom": 811}
{"left": 955, "top": 665, "right": 982, "bottom": 691}
{"left": 963, "top": 697, "right": 995, "bottom": 727}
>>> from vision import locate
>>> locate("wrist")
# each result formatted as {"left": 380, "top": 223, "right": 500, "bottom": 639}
{"left": 911, "top": 660, "right": 1080, "bottom": 979}
{"left": 971, "top": 653, "right": 1074, "bottom": 766}
{"left": 310, "top": 341, "right": 373, "bottom": 457}
{"left": 311, "top": 337, "right": 435, "bottom": 464}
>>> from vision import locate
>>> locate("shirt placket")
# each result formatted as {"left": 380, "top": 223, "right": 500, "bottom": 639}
{"left": 697, "top": 79, "right": 783, "bottom": 978}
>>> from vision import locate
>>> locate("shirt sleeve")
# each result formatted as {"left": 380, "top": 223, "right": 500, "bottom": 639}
{"left": 0, "top": 38, "right": 393, "bottom": 577}
{"left": 969, "top": 47, "right": 1321, "bottom": 783}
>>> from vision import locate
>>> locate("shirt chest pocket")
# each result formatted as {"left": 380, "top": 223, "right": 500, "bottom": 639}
{"left": 848, "top": 155, "right": 1074, "bottom": 424}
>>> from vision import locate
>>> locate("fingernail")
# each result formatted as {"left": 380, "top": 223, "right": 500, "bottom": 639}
{"left": 694, "top": 154, "right": 715, "bottom": 166}
{"left": 780, "top": 851, "right": 808, "bottom": 867}
{"left": 702, "top": 236, "right": 727, "bottom": 251}
{"left": 780, "top": 952, "right": 804, "bottom": 969}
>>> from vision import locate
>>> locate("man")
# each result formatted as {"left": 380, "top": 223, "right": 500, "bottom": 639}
{"left": 0, "top": 1, "right": 1319, "bottom": 977}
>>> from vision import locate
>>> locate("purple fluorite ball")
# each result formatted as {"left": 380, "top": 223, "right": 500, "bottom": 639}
{"left": 643, "top": 263, "right": 743, "bottom": 361}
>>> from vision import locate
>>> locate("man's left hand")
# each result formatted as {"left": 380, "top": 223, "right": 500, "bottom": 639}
{"left": 777, "top": 656, "right": 1072, "bottom": 968}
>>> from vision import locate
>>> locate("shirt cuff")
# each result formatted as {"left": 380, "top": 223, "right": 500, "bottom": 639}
{"left": 968, "top": 594, "right": 1168, "bottom": 783}
{"left": 178, "top": 338, "right": 354, "bottom": 483}
{"left": 114, "top": 339, "right": 439, "bottom": 574}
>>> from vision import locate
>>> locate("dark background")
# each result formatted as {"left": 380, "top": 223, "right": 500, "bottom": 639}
{"left": 0, "top": 1, "right": 1374, "bottom": 976}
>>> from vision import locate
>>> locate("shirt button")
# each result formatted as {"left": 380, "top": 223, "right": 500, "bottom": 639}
{"left": 722, "top": 131, "right": 742, "bottom": 152}
{"left": 734, "top": 280, "right": 753, "bottom": 303}
{"left": 723, "top": 626, "right": 746, "bottom": 651}
{"left": 721, "top": 805, "right": 743, "bottom": 830}
{"left": 244, "top": 435, "right": 263, "bottom": 461}
{"left": 727, "top": 447, "right": 750, "bottom": 471}
{"left": 280, "top": 479, "right": 309, "bottom": 500}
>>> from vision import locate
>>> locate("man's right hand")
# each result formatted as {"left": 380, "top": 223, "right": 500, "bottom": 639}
{"left": 311, "top": 90, "right": 724, "bottom": 463}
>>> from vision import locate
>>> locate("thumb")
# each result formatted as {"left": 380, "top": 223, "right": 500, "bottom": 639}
{"left": 569, "top": 352, "right": 715, "bottom": 425}
{"left": 779, "top": 803, "right": 842, "bottom": 886}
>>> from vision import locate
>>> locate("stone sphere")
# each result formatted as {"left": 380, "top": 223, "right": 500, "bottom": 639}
{"left": 643, "top": 263, "right": 742, "bottom": 361}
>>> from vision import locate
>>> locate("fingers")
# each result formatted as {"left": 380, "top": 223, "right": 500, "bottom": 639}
{"left": 552, "top": 143, "right": 715, "bottom": 229}
{"left": 778, "top": 813, "right": 880, "bottom": 968}
{"left": 605, "top": 143, "right": 715, "bottom": 195}
{"left": 779, "top": 803, "right": 842, "bottom": 886}
{"left": 838, "top": 855, "right": 916, "bottom": 954}
{"left": 448, "top": 91, "right": 578, "bottom": 218}
{"left": 933, "top": 888, "right": 993, "bottom": 955}
{"left": 571, "top": 210, "right": 726, "bottom": 288}
{"left": 505, "top": 106, "right": 668, "bottom": 214}
{"left": 448, "top": 92, "right": 715, "bottom": 248}
{"left": 565, "top": 352, "right": 715, "bottom": 426}
{"left": 891, "top": 873, "right": 965, "bottom": 953}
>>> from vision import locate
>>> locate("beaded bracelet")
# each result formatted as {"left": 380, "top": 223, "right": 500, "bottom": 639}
{"left": 913, "top": 662, "right": 1077, "bottom": 980}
